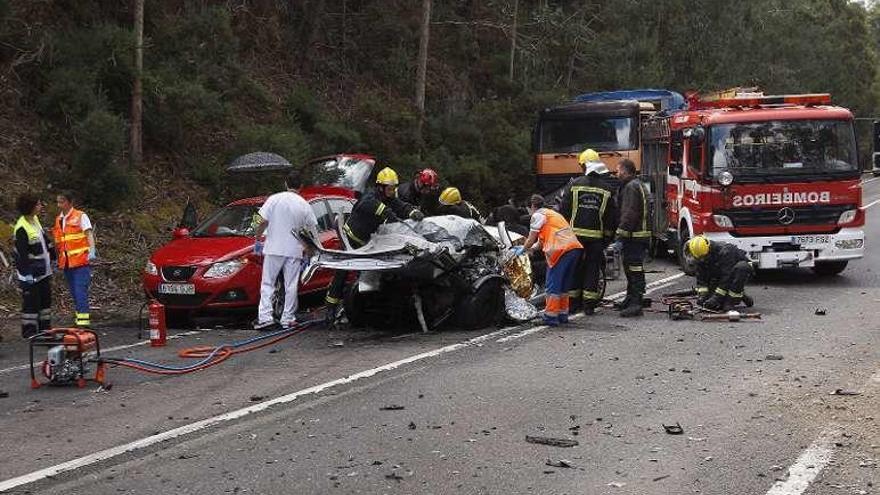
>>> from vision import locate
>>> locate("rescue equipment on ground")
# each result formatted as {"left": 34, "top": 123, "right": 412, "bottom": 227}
{"left": 29, "top": 328, "right": 105, "bottom": 389}
{"left": 148, "top": 300, "right": 167, "bottom": 347}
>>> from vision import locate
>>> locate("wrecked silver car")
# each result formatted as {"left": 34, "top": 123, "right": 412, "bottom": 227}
{"left": 303, "top": 216, "right": 536, "bottom": 331}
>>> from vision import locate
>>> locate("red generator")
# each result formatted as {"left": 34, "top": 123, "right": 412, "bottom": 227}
{"left": 29, "top": 328, "right": 105, "bottom": 389}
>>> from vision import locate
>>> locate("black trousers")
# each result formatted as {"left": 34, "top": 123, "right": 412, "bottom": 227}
{"left": 326, "top": 270, "right": 348, "bottom": 305}
{"left": 709, "top": 261, "right": 754, "bottom": 298}
{"left": 569, "top": 239, "right": 606, "bottom": 308}
{"left": 21, "top": 277, "right": 51, "bottom": 338}
{"left": 622, "top": 240, "right": 648, "bottom": 303}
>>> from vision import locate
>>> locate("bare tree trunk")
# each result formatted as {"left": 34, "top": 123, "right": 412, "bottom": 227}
{"left": 509, "top": 0, "right": 518, "bottom": 82}
{"left": 415, "top": 0, "right": 432, "bottom": 153}
{"left": 130, "top": 0, "right": 144, "bottom": 167}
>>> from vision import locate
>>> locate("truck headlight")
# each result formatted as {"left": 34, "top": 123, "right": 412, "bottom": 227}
{"left": 718, "top": 171, "right": 734, "bottom": 187}
{"left": 145, "top": 260, "right": 158, "bottom": 276}
{"left": 835, "top": 239, "right": 863, "bottom": 249}
{"left": 713, "top": 214, "right": 734, "bottom": 228}
{"left": 837, "top": 209, "right": 857, "bottom": 225}
{"left": 203, "top": 259, "right": 245, "bottom": 279}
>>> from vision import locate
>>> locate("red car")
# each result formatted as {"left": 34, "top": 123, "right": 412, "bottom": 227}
{"left": 143, "top": 154, "right": 374, "bottom": 325}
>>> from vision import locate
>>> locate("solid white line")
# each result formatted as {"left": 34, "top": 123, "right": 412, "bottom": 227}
{"left": 496, "top": 272, "right": 686, "bottom": 343}
{"left": 859, "top": 176, "right": 880, "bottom": 186}
{"left": 764, "top": 428, "right": 838, "bottom": 495}
{"left": 862, "top": 198, "right": 880, "bottom": 210}
{"left": 0, "top": 326, "right": 514, "bottom": 492}
{"left": 0, "top": 331, "right": 203, "bottom": 375}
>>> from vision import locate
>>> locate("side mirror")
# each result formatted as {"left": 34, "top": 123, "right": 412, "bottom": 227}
{"left": 172, "top": 227, "right": 190, "bottom": 240}
{"left": 669, "top": 162, "right": 683, "bottom": 177}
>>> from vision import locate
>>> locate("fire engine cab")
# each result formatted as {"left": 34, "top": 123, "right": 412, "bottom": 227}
{"left": 641, "top": 91, "right": 865, "bottom": 275}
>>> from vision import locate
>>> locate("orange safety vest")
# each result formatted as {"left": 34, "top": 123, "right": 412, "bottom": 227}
{"left": 53, "top": 208, "right": 90, "bottom": 269}
{"left": 535, "top": 208, "right": 582, "bottom": 267}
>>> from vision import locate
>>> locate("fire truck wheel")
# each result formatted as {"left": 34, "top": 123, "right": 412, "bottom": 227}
{"left": 812, "top": 261, "right": 848, "bottom": 276}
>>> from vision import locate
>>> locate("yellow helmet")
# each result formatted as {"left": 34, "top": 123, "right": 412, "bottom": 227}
{"left": 578, "top": 148, "right": 600, "bottom": 165}
{"left": 439, "top": 187, "right": 461, "bottom": 206}
{"left": 375, "top": 167, "right": 399, "bottom": 186}
{"left": 687, "top": 235, "right": 710, "bottom": 259}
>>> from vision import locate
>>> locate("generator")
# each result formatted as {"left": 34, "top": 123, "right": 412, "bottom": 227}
{"left": 29, "top": 328, "right": 105, "bottom": 388}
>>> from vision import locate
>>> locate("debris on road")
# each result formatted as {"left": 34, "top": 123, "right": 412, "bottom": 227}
{"left": 765, "top": 354, "right": 784, "bottom": 361}
{"left": 380, "top": 405, "right": 405, "bottom": 410}
{"left": 525, "top": 435, "right": 579, "bottom": 448}
{"left": 663, "top": 423, "right": 684, "bottom": 435}
{"left": 328, "top": 341, "right": 345, "bottom": 348}
{"left": 815, "top": 307, "right": 827, "bottom": 315}
{"left": 408, "top": 422, "right": 417, "bottom": 430}
{"left": 545, "top": 459, "right": 573, "bottom": 468}
{"left": 830, "top": 389, "right": 861, "bottom": 396}
{"left": 0, "top": 391, "right": 9, "bottom": 398}
{"left": 607, "top": 481, "right": 626, "bottom": 488}
{"left": 653, "top": 474, "right": 670, "bottom": 482}
{"left": 249, "top": 395, "right": 265, "bottom": 402}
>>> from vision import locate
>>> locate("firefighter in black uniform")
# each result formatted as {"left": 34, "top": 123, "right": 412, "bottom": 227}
{"left": 686, "top": 235, "right": 755, "bottom": 311}
{"left": 614, "top": 159, "right": 652, "bottom": 317}
{"left": 557, "top": 149, "right": 618, "bottom": 315}
{"left": 437, "top": 187, "right": 481, "bottom": 220}
{"left": 13, "top": 193, "right": 55, "bottom": 338}
{"left": 397, "top": 168, "right": 441, "bottom": 215}
{"left": 324, "top": 167, "right": 424, "bottom": 322}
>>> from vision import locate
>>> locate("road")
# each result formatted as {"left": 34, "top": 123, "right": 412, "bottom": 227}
{"left": 1, "top": 179, "right": 880, "bottom": 494}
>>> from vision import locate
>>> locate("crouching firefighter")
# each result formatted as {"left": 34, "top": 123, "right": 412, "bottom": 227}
{"left": 324, "top": 167, "right": 425, "bottom": 323}
{"left": 614, "top": 159, "right": 652, "bottom": 318}
{"left": 557, "top": 149, "right": 618, "bottom": 315}
{"left": 514, "top": 194, "right": 582, "bottom": 327}
{"left": 686, "top": 235, "right": 755, "bottom": 311}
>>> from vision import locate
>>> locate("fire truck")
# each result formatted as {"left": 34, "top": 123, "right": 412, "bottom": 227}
{"left": 641, "top": 91, "right": 865, "bottom": 275}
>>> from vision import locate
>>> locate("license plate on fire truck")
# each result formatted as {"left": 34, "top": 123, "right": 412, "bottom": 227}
{"left": 791, "top": 235, "right": 830, "bottom": 245}
{"left": 158, "top": 283, "right": 196, "bottom": 295}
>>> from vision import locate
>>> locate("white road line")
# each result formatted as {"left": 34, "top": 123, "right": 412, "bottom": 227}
{"left": 0, "top": 330, "right": 203, "bottom": 376}
{"left": 764, "top": 427, "right": 839, "bottom": 495}
{"left": 859, "top": 176, "right": 880, "bottom": 186}
{"left": 0, "top": 326, "right": 515, "bottom": 492}
{"left": 496, "top": 272, "right": 686, "bottom": 343}
{"left": 862, "top": 198, "right": 880, "bottom": 210}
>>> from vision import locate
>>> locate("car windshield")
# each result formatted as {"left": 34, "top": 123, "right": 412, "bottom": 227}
{"left": 709, "top": 120, "right": 858, "bottom": 181}
{"left": 191, "top": 205, "right": 260, "bottom": 238}
{"left": 306, "top": 156, "right": 374, "bottom": 193}
{"left": 538, "top": 116, "right": 637, "bottom": 153}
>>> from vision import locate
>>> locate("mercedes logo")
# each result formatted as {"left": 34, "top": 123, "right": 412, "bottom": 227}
{"left": 173, "top": 269, "right": 183, "bottom": 277}
{"left": 777, "top": 207, "right": 796, "bottom": 225}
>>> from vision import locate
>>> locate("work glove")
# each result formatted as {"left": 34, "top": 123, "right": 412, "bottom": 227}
{"left": 512, "top": 246, "right": 526, "bottom": 257}
{"left": 253, "top": 240, "right": 264, "bottom": 255}
{"left": 409, "top": 210, "right": 425, "bottom": 222}
{"left": 702, "top": 294, "right": 724, "bottom": 311}
{"left": 88, "top": 250, "right": 97, "bottom": 262}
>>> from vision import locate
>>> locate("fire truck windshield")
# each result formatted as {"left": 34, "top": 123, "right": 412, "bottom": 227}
{"left": 538, "top": 116, "right": 637, "bottom": 153}
{"left": 709, "top": 120, "right": 857, "bottom": 182}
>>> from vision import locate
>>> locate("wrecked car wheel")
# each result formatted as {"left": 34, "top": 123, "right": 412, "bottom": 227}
{"left": 456, "top": 278, "right": 503, "bottom": 330}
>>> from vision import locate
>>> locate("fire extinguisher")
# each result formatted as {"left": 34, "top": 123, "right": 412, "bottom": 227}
{"left": 148, "top": 300, "right": 167, "bottom": 347}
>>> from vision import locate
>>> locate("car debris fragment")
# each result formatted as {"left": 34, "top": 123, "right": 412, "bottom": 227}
{"left": 525, "top": 435, "right": 579, "bottom": 448}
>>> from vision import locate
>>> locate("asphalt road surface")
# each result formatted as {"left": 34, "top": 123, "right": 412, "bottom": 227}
{"left": 2, "top": 178, "right": 880, "bottom": 494}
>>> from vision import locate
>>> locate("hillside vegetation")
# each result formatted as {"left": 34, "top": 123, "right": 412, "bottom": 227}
{"left": 1, "top": 0, "right": 879, "bottom": 326}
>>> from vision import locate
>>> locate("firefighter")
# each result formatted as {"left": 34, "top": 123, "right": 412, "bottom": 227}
{"left": 513, "top": 194, "right": 582, "bottom": 327}
{"left": 53, "top": 191, "right": 97, "bottom": 328}
{"left": 397, "top": 168, "right": 441, "bottom": 215}
{"left": 686, "top": 235, "right": 755, "bottom": 311}
{"left": 614, "top": 159, "right": 651, "bottom": 318}
{"left": 324, "top": 167, "right": 425, "bottom": 322}
{"left": 13, "top": 194, "right": 53, "bottom": 338}
{"left": 557, "top": 149, "right": 618, "bottom": 315}
{"left": 437, "top": 187, "right": 481, "bottom": 220}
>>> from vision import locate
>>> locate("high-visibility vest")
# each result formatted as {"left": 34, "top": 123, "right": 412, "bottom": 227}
{"left": 535, "top": 208, "right": 582, "bottom": 267}
{"left": 13, "top": 216, "right": 51, "bottom": 280}
{"left": 53, "top": 208, "right": 90, "bottom": 269}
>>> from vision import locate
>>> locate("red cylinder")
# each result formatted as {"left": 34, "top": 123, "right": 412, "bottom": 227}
{"left": 148, "top": 300, "right": 167, "bottom": 347}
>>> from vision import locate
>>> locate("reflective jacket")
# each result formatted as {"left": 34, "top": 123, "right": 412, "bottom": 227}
{"left": 344, "top": 188, "right": 417, "bottom": 248}
{"left": 533, "top": 208, "right": 582, "bottom": 267}
{"left": 14, "top": 216, "right": 53, "bottom": 281}
{"left": 695, "top": 242, "right": 751, "bottom": 293}
{"left": 557, "top": 173, "right": 618, "bottom": 241}
{"left": 616, "top": 178, "right": 651, "bottom": 240}
{"left": 53, "top": 208, "right": 91, "bottom": 269}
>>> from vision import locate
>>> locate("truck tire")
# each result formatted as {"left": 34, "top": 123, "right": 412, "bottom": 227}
{"left": 812, "top": 261, "right": 848, "bottom": 276}
{"left": 456, "top": 279, "right": 503, "bottom": 330}
{"left": 677, "top": 226, "right": 697, "bottom": 276}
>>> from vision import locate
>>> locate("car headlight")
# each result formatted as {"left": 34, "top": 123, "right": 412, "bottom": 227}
{"left": 203, "top": 259, "right": 246, "bottom": 279}
{"left": 713, "top": 214, "right": 734, "bottom": 228}
{"left": 145, "top": 260, "right": 158, "bottom": 276}
{"left": 837, "top": 209, "right": 857, "bottom": 225}
{"left": 718, "top": 171, "right": 734, "bottom": 187}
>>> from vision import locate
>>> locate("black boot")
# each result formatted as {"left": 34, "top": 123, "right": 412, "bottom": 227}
{"left": 619, "top": 298, "right": 643, "bottom": 317}
{"left": 722, "top": 297, "right": 741, "bottom": 312}
{"left": 613, "top": 296, "right": 631, "bottom": 311}
{"left": 583, "top": 302, "right": 597, "bottom": 316}
{"left": 742, "top": 294, "right": 754, "bottom": 307}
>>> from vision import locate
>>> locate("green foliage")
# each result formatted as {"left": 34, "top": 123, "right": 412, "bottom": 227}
{"left": 144, "top": 73, "right": 229, "bottom": 150}
{"left": 71, "top": 110, "right": 136, "bottom": 210}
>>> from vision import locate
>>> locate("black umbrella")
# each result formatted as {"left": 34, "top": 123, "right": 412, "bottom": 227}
{"left": 226, "top": 152, "right": 293, "bottom": 173}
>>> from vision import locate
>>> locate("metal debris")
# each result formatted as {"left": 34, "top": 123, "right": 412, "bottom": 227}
{"left": 545, "top": 459, "right": 573, "bottom": 468}
{"left": 525, "top": 435, "right": 579, "bottom": 448}
{"left": 815, "top": 308, "right": 827, "bottom": 315}
{"left": 830, "top": 389, "right": 861, "bottom": 396}
{"left": 662, "top": 423, "right": 684, "bottom": 435}
{"left": 380, "top": 405, "right": 405, "bottom": 410}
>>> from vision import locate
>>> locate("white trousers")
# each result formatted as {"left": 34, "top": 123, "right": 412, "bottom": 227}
{"left": 257, "top": 254, "right": 301, "bottom": 325}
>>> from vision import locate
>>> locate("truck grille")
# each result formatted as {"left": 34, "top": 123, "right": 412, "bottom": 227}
{"left": 716, "top": 204, "right": 854, "bottom": 227}
{"left": 161, "top": 266, "right": 197, "bottom": 282}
